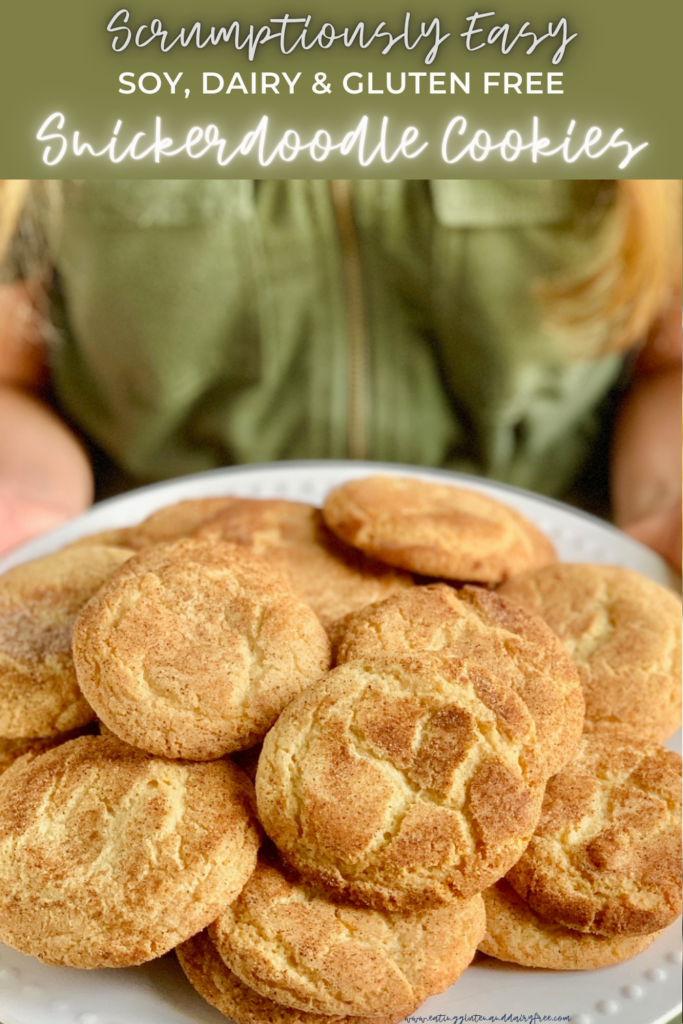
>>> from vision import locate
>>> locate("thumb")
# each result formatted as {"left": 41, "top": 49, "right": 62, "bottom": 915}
{"left": 624, "top": 503, "right": 682, "bottom": 573}
{"left": 0, "top": 491, "right": 73, "bottom": 557}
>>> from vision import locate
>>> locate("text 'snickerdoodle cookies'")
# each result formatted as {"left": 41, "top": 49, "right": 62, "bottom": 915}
{"left": 196, "top": 499, "right": 414, "bottom": 630}
{"left": 506, "top": 732, "right": 683, "bottom": 936}
{"left": 73, "top": 539, "right": 331, "bottom": 759}
{"left": 210, "top": 855, "right": 485, "bottom": 1017}
{"left": 0, "top": 735, "right": 261, "bottom": 967}
{"left": 480, "top": 880, "right": 663, "bottom": 970}
{"left": 256, "top": 655, "right": 544, "bottom": 911}
{"left": 0, "top": 545, "right": 133, "bottom": 739}
{"left": 322, "top": 476, "right": 556, "bottom": 583}
{"left": 499, "top": 563, "right": 682, "bottom": 743}
{"left": 335, "top": 583, "right": 584, "bottom": 780}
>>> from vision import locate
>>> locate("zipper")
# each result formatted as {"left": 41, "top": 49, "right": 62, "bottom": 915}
{"left": 328, "top": 179, "right": 367, "bottom": 460}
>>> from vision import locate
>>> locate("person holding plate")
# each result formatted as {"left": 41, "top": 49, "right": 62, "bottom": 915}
{"left": 0, "top": 179, "right": 679, "bottom": 566}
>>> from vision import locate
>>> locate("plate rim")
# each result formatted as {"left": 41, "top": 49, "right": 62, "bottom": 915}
{"left": 1, "top": 459, "right": 679, "bottom": 587}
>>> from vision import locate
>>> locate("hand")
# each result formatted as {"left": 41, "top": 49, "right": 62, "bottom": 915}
{"left": 624, "top": 495, "right": 682, "bottom": 573}
{"left": 611, "top": 304, "right": 681, "bottom": 575}
{"left": 0, "top": 386, "right": 94, "bottom": 558}
{"left": 0, "top": 483, "right": 74, "bottom": 557}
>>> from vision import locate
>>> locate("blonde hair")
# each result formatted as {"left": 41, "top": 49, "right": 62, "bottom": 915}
{"left": 0, "top": 180, "right": 31, "bottom": 262}
{"left": 539, "top": 179, "right": 681, "bottom": 353}
{"left": 1, "top": 178, "right": 680, "bottom": 354}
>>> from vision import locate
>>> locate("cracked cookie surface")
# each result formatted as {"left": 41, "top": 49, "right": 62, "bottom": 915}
{"left": 210, "top": 855, "right": 484, "bottom": 1017}
{"left": 480, "top": 879, "right": 662, "bottom": 969}
{"left": 335, "top": 584, "right": 584, "bottom": 779}
{"left": 256, "top": 656, "right": 544, "bottom": 911}
{"left": 499, "top": 563, "right": 682, "bottom": 743}
{"left": 73, "top": 540, "right": 331, "bottom": 759}
{"left": 0, "top": 735, "right": 260, "bottom": 967}
{"left": 506, "top": 732, "right": 682, "bottom": 936}
{"left": 178, "top": 930, "right": 408, "bottom": 1024}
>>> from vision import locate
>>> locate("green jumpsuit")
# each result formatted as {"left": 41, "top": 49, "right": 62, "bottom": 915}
{"left": 12, "top": 179, "right": 625, "bottom": 496}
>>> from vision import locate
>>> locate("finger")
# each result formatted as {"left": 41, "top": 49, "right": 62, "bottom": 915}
{"left": 625, "top": 509, "right": 682, "bottom": 573}
{"left": 0, "top": 497, "right": 71, "bottom": 556}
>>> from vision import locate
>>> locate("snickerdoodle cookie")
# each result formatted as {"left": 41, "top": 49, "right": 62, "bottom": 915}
{"left": 196, "top": 499, "right": 413, "bottom": 630}
{"left": 500, "top": 564, "right": 682, "bottom": 742}
{"left": 0, "top": 724, "right": 96, "bottom": 776}
{"left": 480, "top": 880, "right": 663, "bottom": 970}
{"left": 178, "top": 931, "right": 408, "bottom": 1024}
{"left": 322, "top": 476, "right": 555, "bottom": 583}
{"left": 335, "top": 584, "right": 584, "bottom": 779}
{"left": 69, "top": 498, "right": 241, "bottom": 551}
{"left": 0, "top": 735, "right": 260, "bottom": 967}
{"left": 67, "top": 527, "right": 140, "bottom": 550}
{"left": 0, "top": 734, "right": 69, "bottom": 775}
{"left": 73, "top": 540, "right": 330, "bottom": 759}
{"left": 128, "top": 497, "right": 243, "bottom": 547}
{"left": 506, "top": 733, "right": 682, "bottom": 936}
{"left": 256, "top": 656, "right": 544, "bottom": 911}
{"left": 0, "top": 545, "right": 133, "bottom": 739}
{"left": 210, "top": 855, "right": 484, "bottom": 1017}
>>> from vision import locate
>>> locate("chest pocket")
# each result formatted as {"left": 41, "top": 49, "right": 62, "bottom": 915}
{"left": 62, "top": 180, "right": 255, "bottom": 229}
{"left": 50, "top": 181, "right": 264, "bottom": 476}
{"left": 427, "top": 180, "right": 622, "bottom": 490}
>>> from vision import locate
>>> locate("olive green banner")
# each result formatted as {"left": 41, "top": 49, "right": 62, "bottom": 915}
{"left": 1, "top": 0, "right": 681, "bottom": 177}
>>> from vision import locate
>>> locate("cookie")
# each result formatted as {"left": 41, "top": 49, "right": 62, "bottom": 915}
{"left": 0, "top": 545, "right": 133, "bottom": 739}
{"left": 480, "top": 880, "right": 663, "bottom": 970}
{"left": 67, "top": 498, "right": 241, "bottom": 552}
{"left": 66, "top": 527, "right": 140, "bottom": 550}
{"left": 506, "top": 733, "right": 682, "bottom": 936}
{"left": 178, "top": 930, "right": 408, "bottom": 1024}
{"left": 499, "top": 564, "right": 682, "bottom": 743}
{"left": 0, "top": 729, "right": 88, "bottom": 776}
{"left": 336, "top": 584, "right": 584, "bottom": 779}
{"left": 0, "top": 721, "right": 98, "bottom": 775}
{"left": 0, "top": 735, "right": 260, "bottom": 967}
{"left": 128, "top": 497, "right": 243, "bottom": 547}
{"left": 322, "top": 476, "right": 556, "bottom": 583}
{"left": 256, "top": 656, "right": 544, "bottom": 911}
{"left": 210, "top": 855, "right": 485, "bottom": 1017}
{"left": 196, "top": 499, "right": 414, "bottom": 630}
{"left": 73, "top": 540, "right": 331, "bottom": 759}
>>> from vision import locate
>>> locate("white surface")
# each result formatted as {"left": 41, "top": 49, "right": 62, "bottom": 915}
{"left": 0, "top": 460, "right": 680, "bottom": 1024}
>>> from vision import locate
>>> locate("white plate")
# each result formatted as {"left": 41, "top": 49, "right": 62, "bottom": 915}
{"left": 0, "top": 460, "right": 680, "bottom": 1024}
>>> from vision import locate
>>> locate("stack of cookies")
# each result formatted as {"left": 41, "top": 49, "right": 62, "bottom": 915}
{"left": 0, "top": 474, "right": 680, "bottom": 1023}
